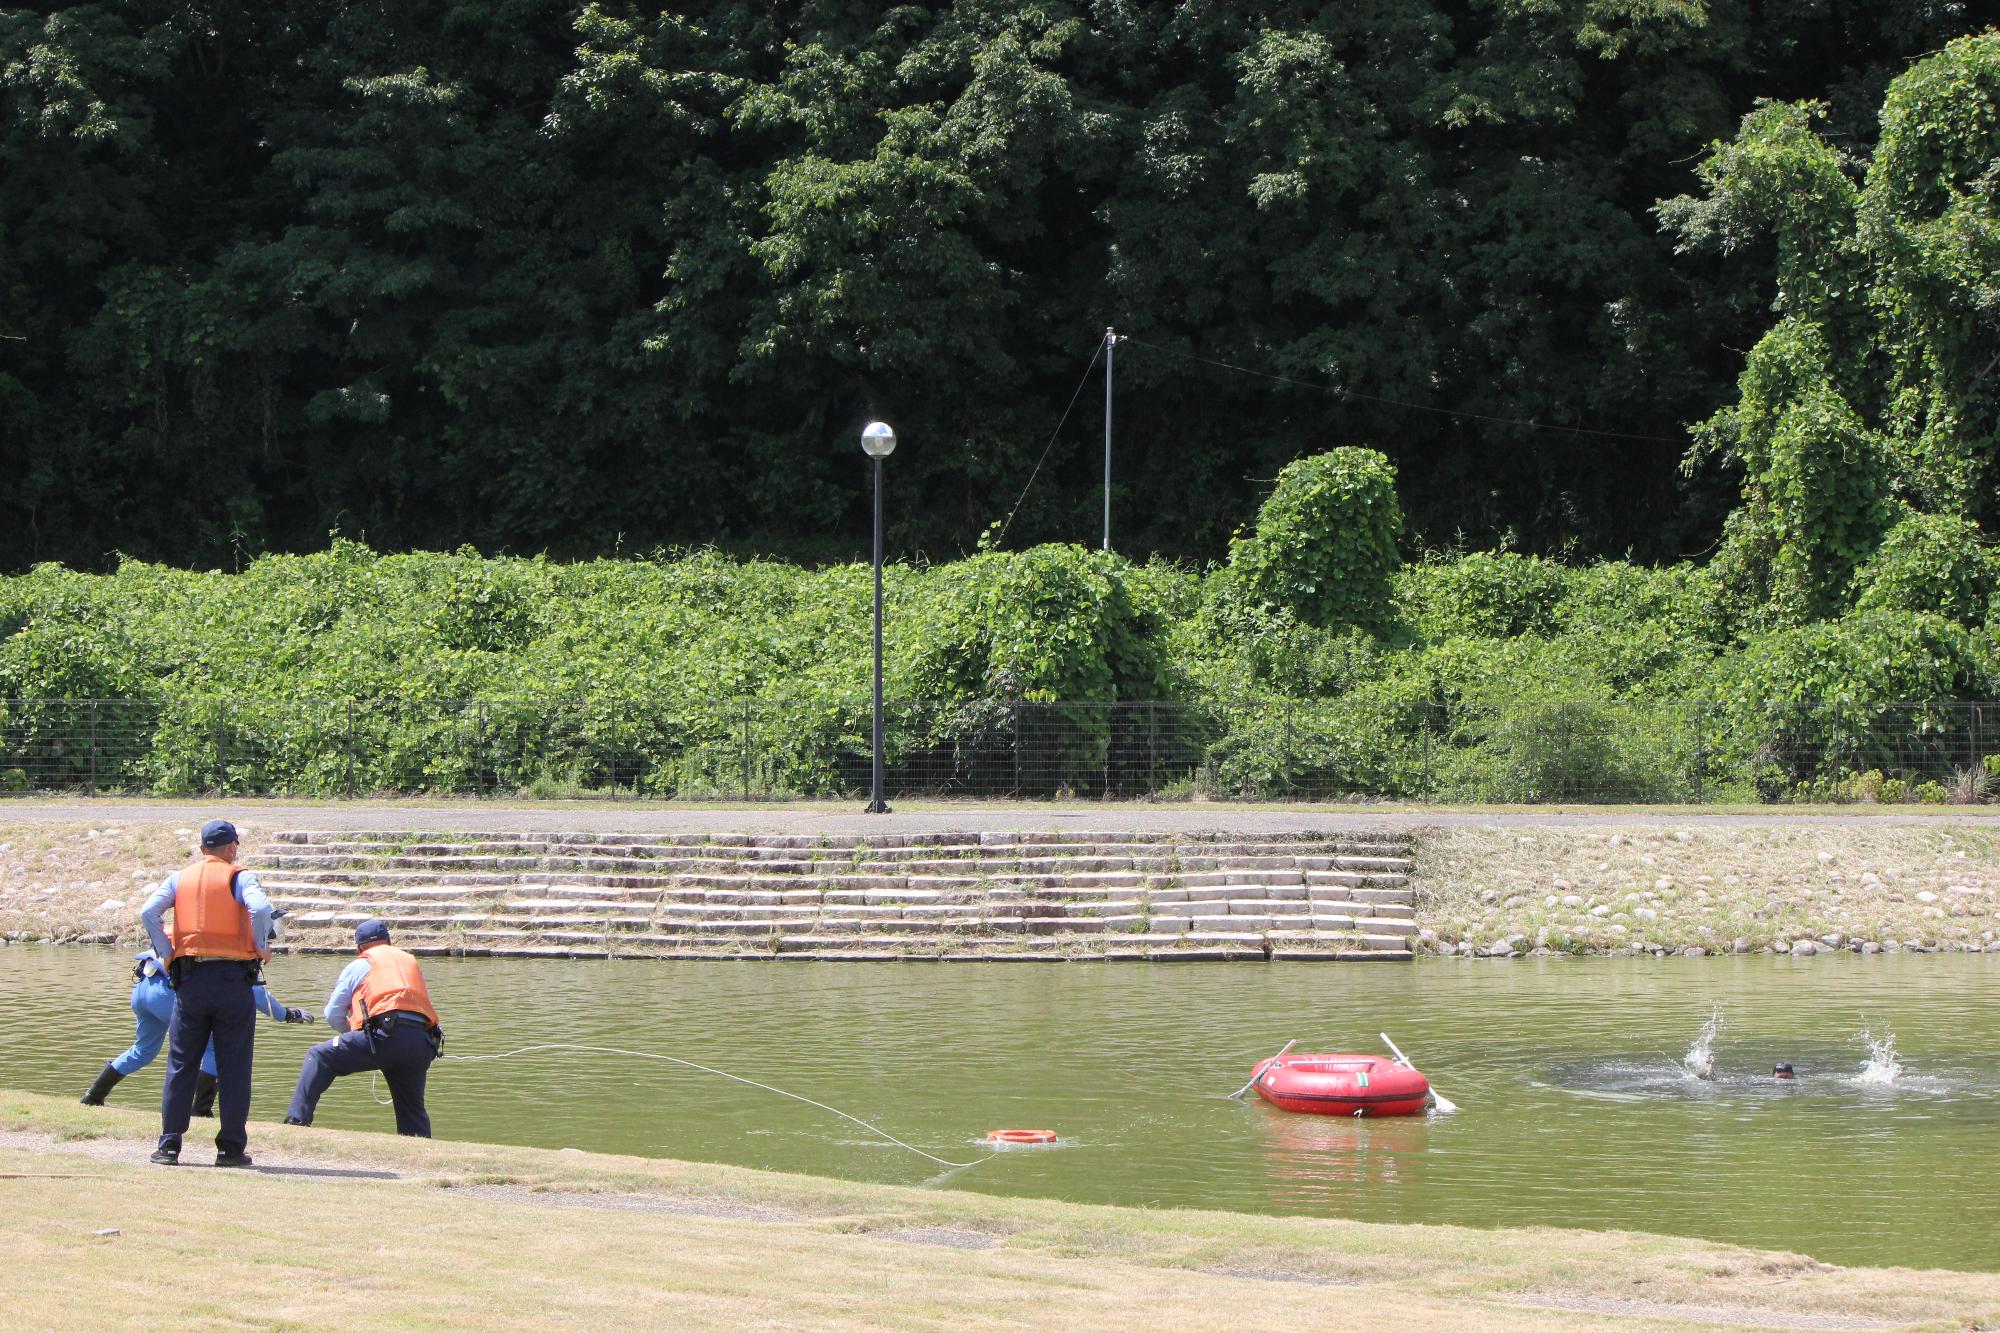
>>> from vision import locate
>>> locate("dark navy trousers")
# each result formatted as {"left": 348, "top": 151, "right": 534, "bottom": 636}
{"left": 288, "top": 1020, "right": 436, "bottom": 1137}
{"left": 159, "top": 960, "right": 257, "bottom": 1156}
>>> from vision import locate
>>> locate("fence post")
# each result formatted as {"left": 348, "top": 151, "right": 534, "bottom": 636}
{"left": 344, "top": 699, "right": 356, "bottom": 798}
{"left": 619, "top": 697, "right": 630, "bottom": 795}
{"left": 88, "top": 700, "right": 99, "bottom": 794}
{"left": 213, "top": 701, "right": 226, "bottom": 794}
{"left": 1420, "top": 704, "right": 1433, "bottom": 801}
{"left": 1283, "top": 700, "right": 1295, "bottom": 797}
{"left": 1013, "top": 704, "right": 1022, "bottom": 797}
{"left": 1104, "top": 703, "right": 1114, "bottom": 797}
{"left": 1691, "top": 704, "right": 1706, "bottom": 804}
{"left": 1148, "top": 701, "right": 1157, "bottom": 795}
{"left": 740, "top": 698, "right": 752, "bottom": 801}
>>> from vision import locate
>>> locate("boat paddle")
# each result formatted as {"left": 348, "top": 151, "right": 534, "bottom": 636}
{"left": 1381, "top": 1032, "right": 1459, "bottom": 1114}
{"left": 1228, "top": 1039, "right": 1295, "bottom": 1100}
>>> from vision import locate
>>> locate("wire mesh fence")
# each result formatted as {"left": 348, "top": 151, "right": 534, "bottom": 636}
{"left": 0, "top": 697, "right": 1996, "bottom": 803}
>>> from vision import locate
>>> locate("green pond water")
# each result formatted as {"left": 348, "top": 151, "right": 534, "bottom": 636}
{"left": 4, "top": 946, "right": 1996, "bottom": 1271}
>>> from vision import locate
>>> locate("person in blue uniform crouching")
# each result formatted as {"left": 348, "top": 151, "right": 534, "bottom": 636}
{"left": 284, "top": 920, "right": 442, "bottom": 1137}
{"left": 81, "top": 948, "right": 312, "bottom": 1109}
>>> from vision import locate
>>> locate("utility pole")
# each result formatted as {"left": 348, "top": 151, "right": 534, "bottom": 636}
{"left": 1102, "top": 326, "right": 1123, "bottom": 552}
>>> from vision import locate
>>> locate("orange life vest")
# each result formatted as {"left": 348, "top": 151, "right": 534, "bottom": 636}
{"left": 168, "top": 855, "right": 258, "bottom": 962}
{"left": 348, "top": 944, "right": 439, "bottom": 1030}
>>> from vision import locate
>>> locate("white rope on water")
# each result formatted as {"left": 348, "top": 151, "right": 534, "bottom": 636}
{"left": 438, "top": 1043, "right": 991, "bottom": 1170}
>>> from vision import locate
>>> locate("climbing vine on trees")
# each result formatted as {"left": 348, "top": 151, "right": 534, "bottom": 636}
{"left": 1228, "top": 447, "right": 1402, "bottom": 634}
{"left": 1663, "top": 32, "right": 2000, "bottom": 627}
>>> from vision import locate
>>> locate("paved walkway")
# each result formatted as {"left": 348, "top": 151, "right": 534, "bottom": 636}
{"left": 5, "top": 797, "right": 1999, "bottom": 834}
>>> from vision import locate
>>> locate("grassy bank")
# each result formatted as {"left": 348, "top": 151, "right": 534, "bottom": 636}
{"left": 3, "top": 1090, "right": 1996, "bottom": 1330}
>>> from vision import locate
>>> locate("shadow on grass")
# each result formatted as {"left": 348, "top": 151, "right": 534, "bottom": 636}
{"left": 242, "top": 1163, "right": 404, "bottom": 1181}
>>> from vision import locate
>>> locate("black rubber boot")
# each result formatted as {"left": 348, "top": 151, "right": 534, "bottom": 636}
{"left": 80, "top": 1063, "right": 124, "bottom": 1106}
{"left": 190, "top": 1071, "right": 218, "bottom": 1118}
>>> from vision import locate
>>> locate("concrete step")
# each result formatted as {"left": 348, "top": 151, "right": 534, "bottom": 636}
{"left": 272, "top": 829, "right": 1412, "bottom": 850}
{"left": 258, "top": 827, "right": 1422, "bottom": 963}
{"left": 268, "top": 886, "right": 1407, "bottom": 915}
{"left": 273, "top": 928, "right": 1413, "bottom": 961}
{"left": 259, "top": 854, "right": 1411, "bottom": 885}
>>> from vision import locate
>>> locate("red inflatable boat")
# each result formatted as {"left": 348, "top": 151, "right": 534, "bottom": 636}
{"left": 1249, "top": 1053, "right": 1431, "bottom": 1117}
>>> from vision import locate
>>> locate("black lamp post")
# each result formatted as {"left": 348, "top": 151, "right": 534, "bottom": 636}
{"left": 861, "top": 420, "right": 896, "bottom": 813}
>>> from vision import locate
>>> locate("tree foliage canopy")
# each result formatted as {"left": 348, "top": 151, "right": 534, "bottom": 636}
{"left": 2, "top": 1, "right": 1981, "bottom": 571}
{"left": 1664, "top": 32, "right": 2000, "bottom": 626}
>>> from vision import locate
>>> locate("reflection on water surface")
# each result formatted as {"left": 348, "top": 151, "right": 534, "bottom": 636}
{"left": 2, "top": 946, "right": 1994, "bottom": 1270}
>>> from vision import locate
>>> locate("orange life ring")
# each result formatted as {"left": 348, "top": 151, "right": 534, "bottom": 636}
{"left": 985, "top": 1128, "right": 1057, "bottom": 1145}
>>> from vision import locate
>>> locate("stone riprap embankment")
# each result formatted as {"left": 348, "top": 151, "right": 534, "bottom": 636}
{"left": 253, "top": 829, "right": 1417, "bottom": 961}
{"left": 1416, "top": 823, "right": 2000, "bottom": 959}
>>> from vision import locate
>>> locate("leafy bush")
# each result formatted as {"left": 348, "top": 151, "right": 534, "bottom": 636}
{"left": 1701, "top": 611, "right": 1996, "bottom": 785}
{"left": 1395, "top": 552, "right": 1566, "bottom": 640}
{"left": 1552, "top": 562, "right": 1732, "bottom": 662}
{"left": 1439, "top": 697, "right": 1697, "bottom": 803}
{"left": 903, "top": 545, "right": 1168, "bottom": 702}
{"left": 0, "top": 620, "right": 155, "bottom": 700}
{"left": 1228, "top": 449, "right": 1402, "bottom": 634}
{"left": 1202, "top": 695, "right": 1436, "bottom": 798}
{"left": 2, "top": 535, "right": 1996, "bottom": 801}
{"left": 1852, "top": 511, "right": 1998, "bottom": 625}
{"left": 1417, "top": 640, "right": 1699, "bottom": 802}
{"left": 1706, "top": 610, "right": 1993, "bottom": 712}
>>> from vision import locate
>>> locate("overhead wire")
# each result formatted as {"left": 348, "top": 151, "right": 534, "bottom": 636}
{"left": 1120, "top": 336, "right": 1684, "bottom": 445}
{"left": 993, "top": 337, "right": 1105, "bottom": 547}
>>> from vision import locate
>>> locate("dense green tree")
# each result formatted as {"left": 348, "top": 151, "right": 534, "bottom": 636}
{"left": 1664, "top": 32, "right": 2000, "bottom": 625}
{"left": 1, "top": 2, "right": 1984, "bottom": 573}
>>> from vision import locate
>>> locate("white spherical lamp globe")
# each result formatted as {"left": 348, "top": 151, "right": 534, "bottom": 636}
{"left": 860, "top": 421, "right": 897, "bottom": 458}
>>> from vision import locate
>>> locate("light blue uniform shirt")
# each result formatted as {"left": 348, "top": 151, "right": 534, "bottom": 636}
{"left": 113, "top": 950, "right": 295, "bottom": 1076}
{"left": 322, "top": 957, "right": 373, "bottom": 1033}
{"left": 139, "top": 864, "right": 273, "bottom": 960}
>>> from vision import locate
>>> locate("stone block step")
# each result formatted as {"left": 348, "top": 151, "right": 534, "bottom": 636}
{"left": 254, "top": 844, "right": 1408, "bottom": 868}
{"left": 1348, "top": 887, "right": 1411, "bottom": 905}
{"left": 272, "top": 825, "right": 1411, "bottom": 845}
{"left": 275, "top": 928, "right": 1412, "bottom": 962}
{"left": 257, "top": 827, "right": 1422, "bottom": 963}
{"left": 1270, "top": 949, "right": 1414, "bottom": 962}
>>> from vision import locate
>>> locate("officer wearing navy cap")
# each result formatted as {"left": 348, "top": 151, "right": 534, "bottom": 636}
{"left": 138, "top": 819, "right": 273, "bottom": 1167}
{"left": 284, "top": 919, "right": 442, "bottom": 1136}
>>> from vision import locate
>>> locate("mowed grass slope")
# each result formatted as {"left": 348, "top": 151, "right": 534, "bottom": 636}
{"left": 2, "top": 1092, "right": 1996, "bottom": 1330}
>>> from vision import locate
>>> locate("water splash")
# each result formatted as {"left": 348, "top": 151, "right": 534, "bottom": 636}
{"left": 1856, "top": 1029, "right": 1901, "bottom": 1086}
{"left": 1683, "top": 1006, "right": 1725, "bottom": 1080}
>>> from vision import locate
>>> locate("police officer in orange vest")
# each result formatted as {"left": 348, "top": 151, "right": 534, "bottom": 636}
{"left": 283, "top": 920, "right": 442, "bottom": 1136}
{"left": 137, "top": 819, "right": 273, "bottom": 1167}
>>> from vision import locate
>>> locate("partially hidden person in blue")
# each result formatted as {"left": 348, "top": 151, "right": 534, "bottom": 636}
{"left": 284, "top": 919, "right": 442, "bottom": 1137}
{"left": 137, "top": 818, "right": 272, "bottom": 1167}
{"left": 80, "top": 946, "right": 312, "bottom": 1110}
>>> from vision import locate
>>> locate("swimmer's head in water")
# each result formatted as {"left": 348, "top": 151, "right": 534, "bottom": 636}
{"left": 1773, "top": 1063, "right": 1796, "bottom": 1080}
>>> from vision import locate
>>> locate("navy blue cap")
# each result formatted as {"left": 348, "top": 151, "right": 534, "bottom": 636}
{"left": 355, "top": 919, "right": 392, "bottom": 949}
{"left": 199, "top": 819, "right": 240, "bottom": 849}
